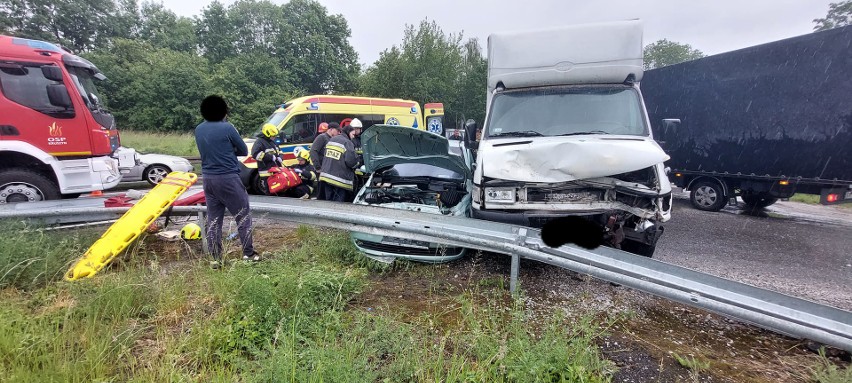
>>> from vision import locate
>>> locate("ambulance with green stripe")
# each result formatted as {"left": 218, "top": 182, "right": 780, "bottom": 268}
{"left": 239, "top": 95, "right": 444, "bottom": 194}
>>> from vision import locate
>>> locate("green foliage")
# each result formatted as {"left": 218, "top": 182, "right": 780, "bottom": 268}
{"left": 277, "top": 0, "right": 361, "bottom": 93}
{"left": 0, "top": 224, "right": 616, "bottom": 381}
{"left": 809, "top": 348, "right": 852, "bottom": 383}
{"left": 790, "top": 193, "right": 821, "bottom": 204}
{"left": 0, "top": 220, "right": 99, "bottom": 290}
{"left": 643, "top": 39, "right": 705, "bottom": 70}
{"left": 138, "top": 1, "right": 197, "bottom": 52}
{"left": 119, "top": 130, "right": 199, "bottom": 156}
{"left": 360, "top": 19, "right": 487, "bottom": 130}
{"left": 3, "top": 0, "right": 358, "bottom": 134}
{"left": 0, "top": 0, "right": 118, "bottom": 51}
{"left": 0, "top": 272, "right": 154, "bottom": 381}
{"left": 813, "top": 1, "right": 852, "bottom": 31}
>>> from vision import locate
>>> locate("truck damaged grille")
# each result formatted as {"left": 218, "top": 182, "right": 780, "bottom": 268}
{"left": 526, "top": 188, "right": 604, "bottom": 203}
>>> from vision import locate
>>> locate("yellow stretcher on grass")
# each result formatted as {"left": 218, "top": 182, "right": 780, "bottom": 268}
{"left": 65, "top": 172, "right": 198, "bottom": 281}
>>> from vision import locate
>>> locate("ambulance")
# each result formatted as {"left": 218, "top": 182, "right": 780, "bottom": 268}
{"left": 239, "top": 95, "right": 444, "bottom": 194}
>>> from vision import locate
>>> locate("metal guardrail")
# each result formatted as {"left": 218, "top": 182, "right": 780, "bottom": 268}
{"left": 2, "top": 196, "right": 851, "bottom": 352}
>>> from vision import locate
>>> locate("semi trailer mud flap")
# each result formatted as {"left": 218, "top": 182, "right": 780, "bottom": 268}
{"left": 65, "top": 171, "right": 197, "bottom": 280}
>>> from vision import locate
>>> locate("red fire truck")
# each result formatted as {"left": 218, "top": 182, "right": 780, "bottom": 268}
{"left": 0, "top": 35, "right": 134, "bottom": 203}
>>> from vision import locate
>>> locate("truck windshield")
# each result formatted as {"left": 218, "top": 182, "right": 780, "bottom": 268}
{"left": 254, "top": 111, "right": 290, "bottom": 136}
{"left": 66, "top": 66, "right": 103, "bottom": 111}
{"left": 485, "top": 86, "right": 647, "bottom": 138}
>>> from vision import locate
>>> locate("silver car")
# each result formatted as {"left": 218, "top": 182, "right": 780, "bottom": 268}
{"left": 351, "top": 125, "right": 473, "bottom": 264}
{"left": 120, "top": 152, "right": 194, "bottom": 185}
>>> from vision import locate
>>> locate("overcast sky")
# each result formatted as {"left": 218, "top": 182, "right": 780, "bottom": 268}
{"left": 160, "top": 0, "right": 835, "bottom": 67}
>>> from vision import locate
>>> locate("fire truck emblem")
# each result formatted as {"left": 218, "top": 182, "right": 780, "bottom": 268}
{"left": 49, "top": 122, "right": 62, "bottom": 136}
{"left": 47, "top": 122, "right": 67, "bottom": 145}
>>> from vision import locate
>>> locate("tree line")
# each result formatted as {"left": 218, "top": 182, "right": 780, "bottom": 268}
{"left": 0, "top": 0, "right": 486, "bottom": 134}
{"left": 3, "top": 0, "right": 849, "bottom": 135}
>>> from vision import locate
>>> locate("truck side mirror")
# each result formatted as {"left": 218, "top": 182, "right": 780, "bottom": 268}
{"left": 41, "top": 65, "right": 64, "bottom": 82}
{"left": 46, "top": 84, "right": 73, "bottom": 108}
{"left": 464, "top": 119, "right": 479, "bottom": 149}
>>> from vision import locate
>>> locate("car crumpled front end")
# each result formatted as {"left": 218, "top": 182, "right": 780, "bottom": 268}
{"left": 352, "top": 171, "right": 471, "bottom": 264}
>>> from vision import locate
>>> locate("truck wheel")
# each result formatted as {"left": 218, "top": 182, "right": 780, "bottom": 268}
{"left": 0, "top": 169, "right": 61, "bottom": 204}
{"left": 690, "top": 180, "right": 726, "bottom": 212}
{"left": 621, "top": 239, "right": 656, "bottom": 257}
{"left": 742, "top": 195, "right": 778, "bottom": 208}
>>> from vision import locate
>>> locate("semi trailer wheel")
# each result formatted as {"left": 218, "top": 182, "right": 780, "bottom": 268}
{"left": 0, "top": 169, "right": 61, "bottom": 204}
{"left": 690, "top": 180, "right": 727, "bottom": 212}
{"left": 742, "top": 194, "right": 778, "bottom": 209}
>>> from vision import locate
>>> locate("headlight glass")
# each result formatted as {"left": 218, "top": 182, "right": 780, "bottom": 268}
{"left": 484, "top": 187, "right": 516, "bottom": 203}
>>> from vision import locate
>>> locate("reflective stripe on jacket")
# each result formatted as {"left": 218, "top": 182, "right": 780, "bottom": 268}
{"left": 319, "top": 135, "right": 358, "bottom": 190}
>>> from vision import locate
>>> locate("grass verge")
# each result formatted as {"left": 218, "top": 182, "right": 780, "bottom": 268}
{"left": 0, "top": 223, "right": 618, "bottom": 381}
{"left": 120, "top": 130, "right": 199, "bottom": 157}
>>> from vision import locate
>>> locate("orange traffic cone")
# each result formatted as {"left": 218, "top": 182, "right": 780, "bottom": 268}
{"left": 89, "top": 190, "right": 104, "bottom": 197}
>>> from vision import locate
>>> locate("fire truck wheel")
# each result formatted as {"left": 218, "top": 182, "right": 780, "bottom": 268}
{"left": 0, "top": 169, "right": 61, "bottom": 204}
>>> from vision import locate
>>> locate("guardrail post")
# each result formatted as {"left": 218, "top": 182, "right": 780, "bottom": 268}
{"left": 510, "top": 253, "right": 520, "bottom": 293}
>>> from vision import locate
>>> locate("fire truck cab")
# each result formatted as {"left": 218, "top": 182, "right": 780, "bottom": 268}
{"left": 0, "top": 35, "right": 131, "bottom": 203}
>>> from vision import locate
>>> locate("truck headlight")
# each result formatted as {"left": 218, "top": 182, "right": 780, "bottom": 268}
{"left": 484, "top": 187, "right": 516, "bottom": 203}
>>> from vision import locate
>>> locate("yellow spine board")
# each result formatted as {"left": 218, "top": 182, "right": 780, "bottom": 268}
{"left": 65, "top": 172, "right": 198, "bottom": 281}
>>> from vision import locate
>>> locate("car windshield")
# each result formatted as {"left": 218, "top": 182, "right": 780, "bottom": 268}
{"left": 381, "top": 163, "right": 464, "bottom": 181}
{"left": 485, "top": 86, "right": 647, "bottom": 138}
{"left": 66, "top": 66, "right": 103, "bottom": 111}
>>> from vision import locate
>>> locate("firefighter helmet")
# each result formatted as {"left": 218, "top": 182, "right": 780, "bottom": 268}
{"left": 318, "top": 122, "right": 329, "bottom": 133}
{"left": 350, "top": 118, "right": 363, "bottom": 128}
{"left": 181, "top": 223, "right": 202, "bottom": 240}
{"left": 298, "top": 148, "right": 311, "bottom": 162}
{"left": 262, "top": 123, "right": 279, "bottom": 138}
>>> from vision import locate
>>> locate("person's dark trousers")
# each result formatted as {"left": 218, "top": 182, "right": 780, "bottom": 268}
{"left": 322, "top": 182, "right": 351, "bottom": 202}
{"left": 316, "top": 178, "right": 325, "bottom": 200}
{"left": 203, "top": 173, "right": 255, "bottom": 260}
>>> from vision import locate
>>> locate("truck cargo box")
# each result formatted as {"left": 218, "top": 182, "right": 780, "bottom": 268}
{"left": 487, "top": 20, "right": 644, "bottom": 93}
{"left": 643, "top": 26, "right": 852, "bottom": 183}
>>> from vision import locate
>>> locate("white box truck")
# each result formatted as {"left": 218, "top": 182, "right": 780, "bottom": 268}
{"left": 466, "top": 20, "right": 673, "bottom": 257}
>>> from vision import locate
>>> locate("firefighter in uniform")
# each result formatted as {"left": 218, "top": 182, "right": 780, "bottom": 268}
{"left": 251, "top": 123, "right": 283, "bottom": 194}
{"left": 285, "top": 148, "right": 317, "bottom": 199}
{"left": 318, "top": 124, "right": 361, "bottom": 202}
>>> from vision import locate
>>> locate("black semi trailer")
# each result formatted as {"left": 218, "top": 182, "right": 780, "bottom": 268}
{"left": 642, "top": 26, "right": 852, "bottom": 211}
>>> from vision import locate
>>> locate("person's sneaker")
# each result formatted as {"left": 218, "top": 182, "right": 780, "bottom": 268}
{"left": 242, "top": 252, "right": 262, "bottom": 262}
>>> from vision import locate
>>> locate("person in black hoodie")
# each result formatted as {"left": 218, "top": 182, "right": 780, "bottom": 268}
{"left": 251, "top": 123, "right": 283, "bottom": 195}
{"left": 284, "top": 147, "right": 318, "bottom": 199}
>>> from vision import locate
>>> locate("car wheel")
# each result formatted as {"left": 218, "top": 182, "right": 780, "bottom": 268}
{"left": 690, "top": 180, "right": 726, "bottom": 212}
{"left": 0, "top": 169, "right": 61, "bottom": 204}
{"left": 144, "top": 165, "right": 171, "bottom": 186}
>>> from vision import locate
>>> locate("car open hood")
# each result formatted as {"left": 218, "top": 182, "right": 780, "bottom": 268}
{"left": 480, "top": 136, "right": 669, "bottom": 183}
{"left": 361, "top": 125, "right": 470, "bottom": 176}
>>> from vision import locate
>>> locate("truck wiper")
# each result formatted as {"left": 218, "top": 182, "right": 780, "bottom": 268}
{"left": 556, "top": 130, "right": 610, "bottom": 136}
{"left": 490, "top": 131, "right": 544, "bottom": 138}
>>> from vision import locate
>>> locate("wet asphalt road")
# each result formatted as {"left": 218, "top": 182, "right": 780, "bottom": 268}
{"left": 655, "top": 192, "right": 852, "bottom": 311}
